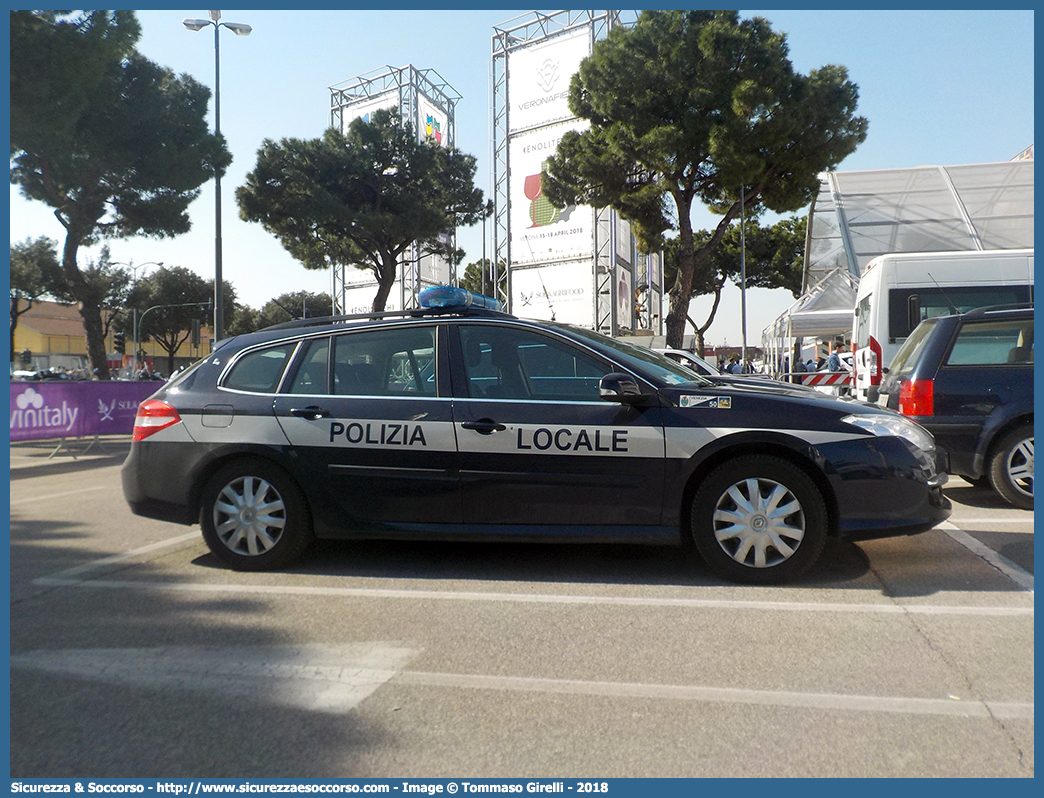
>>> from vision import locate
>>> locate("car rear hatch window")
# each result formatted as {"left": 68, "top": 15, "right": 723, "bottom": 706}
{"left": 887, "top": 319, "right": 937, "bottom": 380}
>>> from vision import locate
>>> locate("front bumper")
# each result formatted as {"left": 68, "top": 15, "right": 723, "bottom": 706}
{"left": 820, "top": 436, "right": 952, "bottom": 540}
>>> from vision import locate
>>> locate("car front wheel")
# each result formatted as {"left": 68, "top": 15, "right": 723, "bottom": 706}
{"left": 691, "top": 456, "right": 827, "bottom": 584}
{"left": 201, "top": 458, "right": 314, "bottom": 571}
{"left": 988, "top": 425, "right": 1033, "bottom": 509}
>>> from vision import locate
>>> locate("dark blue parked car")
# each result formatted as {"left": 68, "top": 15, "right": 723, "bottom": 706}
{"left": 876, "top": 305, "right": 1033, "bottom": 508}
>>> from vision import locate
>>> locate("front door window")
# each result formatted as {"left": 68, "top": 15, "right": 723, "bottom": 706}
{"left": 454, "top": 323, "right": 666, "bottom": 527}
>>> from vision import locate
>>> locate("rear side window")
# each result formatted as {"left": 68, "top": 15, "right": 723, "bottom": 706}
{"left": 333, "top": 326, "right": 437, "bottom": 396}
{"left": 223, "top": 343, "right": 297, "bottom": 393}
{"left": 945, "top": 320, "right": 1034, "bottom": 366}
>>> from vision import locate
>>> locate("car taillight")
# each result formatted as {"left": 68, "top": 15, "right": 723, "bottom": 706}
{"left": 898, "top": 379, "right": 934, "bottom": 417}
{"left": 132, "top": 400, "right": 181, "bottom": 441}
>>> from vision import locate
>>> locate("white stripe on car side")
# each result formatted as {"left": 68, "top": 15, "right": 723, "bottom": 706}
{"left": 279, "top": 417, "right": 458, "bottom": 453}
{"left": 179, "top": 414, "right": 291, "bottom": 445}
{"left": 152, "top": 414, "right": 864, "bottom": 461}
{"left": 664, "top": 427, "right": 863, "bottom": 460}
{"left": 457, "top": 423, "right": 665, "bottom": 458}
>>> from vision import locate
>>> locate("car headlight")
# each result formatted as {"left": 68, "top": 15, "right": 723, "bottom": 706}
{"left": 842, "top": 413, "right": 935, "bottom": 452}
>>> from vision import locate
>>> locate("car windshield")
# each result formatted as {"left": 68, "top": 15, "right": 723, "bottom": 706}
{"left": 888, "top": 318, "right": 938, "bottom": 378}
{"left": 557, "top": 325, "right": 714, "bottom": 387}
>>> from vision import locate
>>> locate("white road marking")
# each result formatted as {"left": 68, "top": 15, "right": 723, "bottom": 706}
{"left": 30, "top": 520, "right": 1034, "bottom": 616}
{"left": 951, "top": 517, "right": 1035, "bottom": 525}
{"left": 31, "top": 576, "right": 1033, "bottom": 617}
{"left": 9, "top": 486, "right": 107, "bottom": 506}
{"left": 37, "top": 532, "right": 201, "bottom": 581}
{"left": 940, "top": 522, "right": 1034, "bottom": 593}
{"left": 9, "top": 645, "right": 1031, "bottom": 721}
{"left": 9, "top": 644, "right": 417, "bottom": 714}
{"left": 395, "top": 671, "right": 1034, "bottom": 721}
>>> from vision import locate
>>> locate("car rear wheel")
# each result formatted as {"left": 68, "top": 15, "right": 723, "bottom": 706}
{"left": 691, "top": 456, "right": 827, "bottom": 584}
{"left": 988, "top": 425, "right": 1033, "bottom": 509}
{"left": 201, "top": 458, "right": 314, "bottom": 571}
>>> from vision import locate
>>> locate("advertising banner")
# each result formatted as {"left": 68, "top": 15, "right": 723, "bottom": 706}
{"left": 340, "top": 92, "right": 399, "bottom": 132}
{"left": 507, "top": 27, "right": 590, "bottom": 133}
{"left": 418, "top": 252, "right": 450, "bottom": 285}
{"left": 616, "top": 264, "right": 634, "bottom": 331}
{"left": 510, "top": 260, "right": 593, "bottom": 326}
{"left": 417, "top": 93, "right": 451, "bottom": 148}
{"left": 649, "top": 251, "right": 662, "bottom": 290}
{"left": 339, "top": 283, "right": 403, "bottom": 315}
{"left": 616, "top": 215, "right": 633, "bottom": 263}
{"left": 509, "top": 123, "right": 594, "bottom": 265}
{"left": 341, "top": 264, "right": 378, "bottom": 287}
{"left": 10, "top": 381, "right": 161, "bottom": 442}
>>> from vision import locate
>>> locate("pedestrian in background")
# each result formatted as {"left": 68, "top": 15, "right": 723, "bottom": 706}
{"left": 827, "top": 342, "right": 846, "bottom": 371}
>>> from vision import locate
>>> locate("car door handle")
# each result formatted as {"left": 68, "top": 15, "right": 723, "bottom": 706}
{"left": 461, "top": 418, "right": 507, "bottom": 435}
{"left": 289, "top": 406, "right": 332, "bottom": 420}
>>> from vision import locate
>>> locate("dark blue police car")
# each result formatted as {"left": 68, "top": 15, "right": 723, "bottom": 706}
{"left": 122, "top": 287, "right": 951, "bottom": 584}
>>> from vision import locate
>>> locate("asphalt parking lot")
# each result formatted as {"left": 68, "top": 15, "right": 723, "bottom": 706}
{"left": 9, "top": 436, "right": 1034, "bottom": 778}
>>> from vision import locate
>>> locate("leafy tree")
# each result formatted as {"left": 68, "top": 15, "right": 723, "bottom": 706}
{"left": 44, "top": 245, "right": 134, "bottom": 341}
{"left": 237, "top": 109, "right": 489, "bottom": 312}
{"left": 10, "top": 10, "right": 230, "bottom": 378}
{"left": 260, "top": 291, "right": 334, "bottom": 326}
{"left": 226, "top": 303, "right": 264, "bottom": 337}
{"left": 9, "top": 237, "right": 59, "bottom": 365}
{"left": 458, "top": 258, "right": 505, "bottom": 297}
{"left": 543, "top": 10, "right": 867, "bottom": 347}
{"left": 9, "top": 10, "right": 140, "bottom": 159}
{"left": 740, "top": 216, "right": 806, "bottom": 297}
{"left": 664, "top": 216, "right": 807, "bottom": 353}
{"left": 129, "top": 266, "right": 216, "bottom": 376}
{"left": 224, "top": 291, "right": 334, "bottom": 337}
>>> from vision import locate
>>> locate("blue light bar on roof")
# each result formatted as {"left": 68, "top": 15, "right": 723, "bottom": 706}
{"left": 419, "top": 285, "right": 503, "bottom": 312}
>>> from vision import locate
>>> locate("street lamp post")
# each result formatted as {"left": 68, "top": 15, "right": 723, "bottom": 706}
{"left": 183, "top": 10, "right": 251, "bottom": 345}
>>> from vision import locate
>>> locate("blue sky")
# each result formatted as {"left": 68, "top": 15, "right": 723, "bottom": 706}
{"left": 7, "top": 8, "right": 1035, "bottom": 346}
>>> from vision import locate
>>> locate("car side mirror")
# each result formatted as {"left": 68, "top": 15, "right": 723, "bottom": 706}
{"left": 599, "top": 373, "right": 648, "bottom": 404}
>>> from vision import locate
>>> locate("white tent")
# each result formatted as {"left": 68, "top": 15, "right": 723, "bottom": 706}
{"left": 762, "top": 158, "right": 1033, "bottom": 377}
{"left": 775, "top": 269, "right": 859, "bottom": 338}
{"left": 763, "top": 269, "right": 858, "bottom": 375}
{"left": 804, "top": 160, "right": 1034, "bottom": 287}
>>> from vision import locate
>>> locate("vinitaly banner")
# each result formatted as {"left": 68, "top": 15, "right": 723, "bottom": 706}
{"left": 10, "top": 381, "right": 161, "bottom": 442}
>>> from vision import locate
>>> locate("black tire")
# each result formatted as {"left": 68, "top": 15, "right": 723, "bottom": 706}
{"left": 200, "top": 458, "right": 314, "bottom": 571}
{"left": 988, "top": 425, "right": 1034, "bottom": 510}
{"left": 691, "top": 455, "right": 827, "bottom": 584}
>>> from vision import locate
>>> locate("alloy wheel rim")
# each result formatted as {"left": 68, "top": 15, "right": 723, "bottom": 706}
{"left": 1006, "top": 437, "right": 1034, "bottom": 498}
{"left": 712, "top": 477, "right": 805, "bottom": 568}
{"left": 213, "top": 475, "right": 287, "bottom": 556}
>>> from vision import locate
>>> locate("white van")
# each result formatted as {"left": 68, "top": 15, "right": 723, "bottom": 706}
{"left": 853, "top": 249, "right": 1033, "bottom": 401}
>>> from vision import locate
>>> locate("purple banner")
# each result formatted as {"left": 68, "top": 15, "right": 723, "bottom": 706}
{"left": 9, "top": 381, "right": 163, "bottom": 442}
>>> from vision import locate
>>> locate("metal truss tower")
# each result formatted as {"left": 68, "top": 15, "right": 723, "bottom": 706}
{"left": 492, "top": 12, "right": 620, "bottom": 319}
{"left": 328, "top": 65, "right": 461, "bottom": 314}
{"left": 491, "top": 11, "right": 661, "bottom": 337}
